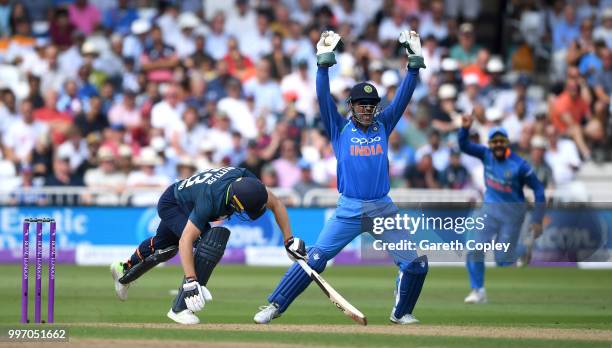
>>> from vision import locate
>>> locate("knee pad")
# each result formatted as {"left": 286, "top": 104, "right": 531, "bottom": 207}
{"left": 194, "top": 226, "right": 231, "bottom": 285}
{"left": 399, "top": 255, "right": 429, "bottom": 275}
{"left": 119, "top": 245, "right": 178, "bottom": 284}
{"left": 306, "top": 247, "right": 329, "bottom": 273}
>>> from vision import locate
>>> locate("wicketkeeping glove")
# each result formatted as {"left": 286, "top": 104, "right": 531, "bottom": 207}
{"left": 316, "top": 31, "right": 343, "bottom": 67}
{"left": 182, "top": 277, "right": 212, "bottom": 312}
{"left": 285, "top": 237, "right": 307, "bottom": 262}
{"left": 399, "top": 30, "right": 426, "bottom": 69}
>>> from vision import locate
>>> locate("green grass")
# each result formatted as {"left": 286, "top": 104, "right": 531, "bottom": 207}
{"left": 0, "top": 264, "right": 611, "bottom": 347}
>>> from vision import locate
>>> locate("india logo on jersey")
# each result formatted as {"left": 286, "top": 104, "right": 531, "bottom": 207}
{"left": 349, "top": 136, "right": 383, "bottom": 157}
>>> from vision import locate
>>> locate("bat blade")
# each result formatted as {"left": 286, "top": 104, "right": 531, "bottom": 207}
{"left": 297, "top": 260, "right": 367, "bottom": 326}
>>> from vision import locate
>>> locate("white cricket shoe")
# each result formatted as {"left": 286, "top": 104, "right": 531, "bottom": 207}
{"left": 390, "top": 312, "right": 420, "bottom": 324}
{"left": 167, "top": 308, "right": 200, "bottom": 325}
{"left": 110, "top": 261, "right": 130, "bottom": 301}
{"left": 464, "top": 288, "right": 488, "bottom": 304}
{"left": 253, "top": 303, "right": 281, "bottom": 324}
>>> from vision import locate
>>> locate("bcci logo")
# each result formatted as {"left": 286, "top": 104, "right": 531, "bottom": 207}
{"left": 364, "top": 85, "right": 373, "bottom": 93}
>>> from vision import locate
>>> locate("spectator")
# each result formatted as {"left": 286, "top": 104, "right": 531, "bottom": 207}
{"left": 388, "top": 131, "right": 415, "bottom": 188}
{"left": 272, "top": 139, "right": 301, "bottom": 189}
{"left": 102, "top": 0, "right": 138, "bottom": 36}
{"left": 33, "top": 89, "right": 73, "bottom": 145}
{"left": 57, "top": 125, "right": 88, "bottom": 174}
{"left": 293, "top": 160, "right": 322, "bottom": 196}
{"left": 281, "top": 60, "right": 317, "bottom": 120}
{"left": 126, "top": 147, "right": 170, "bottom": 206}
{"left": 264, "top": 32, "right": 292, "bottom": 81}
{"left": 419, "top": 0, "right": 449, "bottom": 43}
{"left": 223, "top": 36, "right": 255, "bottom": 82}
{"left": 550, "top": 78, "right": 594, "bottom": 158}
{"left": 440, "top": 148, "right": 471, "bottom": 189}
{"left": 403, "top": 106, "right": 431, "bottom": 150}
{"left": 123, "top": 18, "right": 150, "bottom": 63}
{"left": 217, "top": 78, "right": 257, "bottom": 139}
{"left": 260, "top": 163, "right": 278, "bottom": 187}
{"left": 207, "top": 111, "right": 234, "bottom": 159}
{"left": 378, "top": 6, "right": 408, "bottom": 43}
{"left": 68, "top": 0, "right": 101, "bottom": 35}
{"left": 450, "top": 23, "right": 480, "bottom": 67}
{"left": 57, "top": 79, "right": 84, "bottom": 116}
{"left": 3, "top": 99, "right": 48, "bottom": 165}
{"left": 445, "top": 0, "right": 480, "bottom": 21}
{"left": 140, "top": 25, "right": 179, "bottom": 83}
{"left": 150, "top": 83, "right": 185, "bottom": 135}
{"left": 84, "top": 146, "right": 126, "bottom": 195}
{"left": 432, "top": 83, "right": 461, "bottom": 134}
{"left": 420, "top": 35, "right": 443, "bottom": 83}
{"left": 49, "top": 8, "right": 74, "bottom": 50}
{"left": 528, "top": 136, "right": 555, "bottom": 189}
{"left": 457, "top": 74, "right": 486, "bottom": 115}
{"left": 0, "top": 89, "right": 18, "bottom": 135}
{"left": 225, "top": 0, "right": 257, "bottom": 38}
{"left": 544, "top": 125, "right": 581, "bottom": 186}
{"left": 9, "top": 165, "right": 46, "bottom": 206}
{"left": 593, "top": 48, "right": 612, "bottom": 104}
{"left": 416, "top": 129, "right": 450, "bottom": 172}
{"left": 0, "top": 0, "right": 10, "bottom": 36}
{"left": 45, "top": 148, "right": 84, "bottom": 187}
{"left": 244, "top": 59, "right": 284, "bottom": 115}
{"left": 108, "top": 90, "right": 141, "bottom": 130}
{"left": 205, "top": 11, "right": 229, "bottom": 61}
{"left": 239, "top": 140, "right": 264, "bottom": 178}
{"left": 169, "top": 106, "right": 208, "bottom": 157}
{"left": 117, "top": 144, "right": 133, "bottom": 176}
{"left": 26, "top": 74, "right": 44, "bottom": 109}
{"left": 461, "top": 48, "right": 490, "bottom": 87}
{"left": 552, "top": 4, "right": 580, "bottom": 52}
{"left": 239, "top": 9, "right": 272, "bottom": 61}
{"left": 175, "top": 156, "right": 197, "bottom": 181}
{"left": 594, "top": 8, "right": 612, "bottom": 49}
{"left": 404, "top": 154, "right": 441, "bottom": 188}
{"left": 174, "top": 12, "right": 200, "bottom": 59}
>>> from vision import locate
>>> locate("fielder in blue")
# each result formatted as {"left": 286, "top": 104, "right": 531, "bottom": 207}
{"left": 254, "top": 30, "right": 428, "bottom": 325}
{"left": 458, "top": 116, "right": 545, "bottom": 304}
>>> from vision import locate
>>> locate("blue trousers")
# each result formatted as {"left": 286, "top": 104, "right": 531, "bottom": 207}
{"left": 268, "top": 195, "right": 424, "bottom": 316}
{"left": 466, "top": 212, "right": 524, "bottom": 289}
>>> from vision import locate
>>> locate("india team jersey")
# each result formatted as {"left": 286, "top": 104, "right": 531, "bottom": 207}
{"left": 316, "top": 67, "right": 419, "bottom": 200}
{"left": 173, "top": 166, "right": 256, "bottom": 231}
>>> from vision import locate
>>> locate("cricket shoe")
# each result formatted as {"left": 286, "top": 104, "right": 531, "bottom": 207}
{"left": 253, "top": 303, "right": 281, "bottom": 324}
{"left": 464, "top": 288, "right": 487, "bottom": 304}
{"left": 167, "top": 308, "right": 200, "bottom": 325}
{"left": 110, "top": 261, "right": 130, "bottom": 301}
{"left": 390, "top": 312, "right": 420, "bottom": 324}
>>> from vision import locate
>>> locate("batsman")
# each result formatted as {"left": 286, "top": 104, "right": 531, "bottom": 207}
{"left": 110, "top": 166, "right": 307, "bottom": 324}
{"left": 254, "top": 30, "right": 428, "bottom": 324}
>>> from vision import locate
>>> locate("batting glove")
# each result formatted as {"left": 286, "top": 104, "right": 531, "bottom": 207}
{"left": 316, "top": 31, "right": 343, "bottom": 67}
{"left": 182, "top": 277, "right": 212, "bottom": 312}
{"left": 399, "top": 30, "right": 426, "bottom": 69}
{"left": 285, "top": 237, "right": 307, "bottom": 262}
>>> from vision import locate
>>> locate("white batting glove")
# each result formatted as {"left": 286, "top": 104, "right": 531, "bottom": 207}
{"left": 316, "top": 31, "right": 342, "bottom": 67}
{"left": 399, "top": 30, "right": 426, "bottom": 69}
{"left": 182, "top": 278, "right": 212, "bottom": 312}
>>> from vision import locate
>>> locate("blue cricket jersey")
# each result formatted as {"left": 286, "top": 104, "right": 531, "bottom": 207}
{"left": 316, "top": 66, "right": 419, "bottom": 202}
{"left": 458, "top": 127, "right": 545, "bottom": 223}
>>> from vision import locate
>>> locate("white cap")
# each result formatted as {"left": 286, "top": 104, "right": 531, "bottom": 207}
{"left": 463, "top": 73, "right": 479, "bottom": 86}
{"left": 486, "top": 107, "right": 504, "bottom": 122}
{"left": 530, "top": 135, "right": 548, "bottom": 149}
{"left": 81, "top": 41, "right": 98, "bottom": 55}
{"left": 150, "top": 136, "right": 167, "bottom": 152}
{"left": 486, "top": 56, "right": 505, "bottom": 73}
{"left": 98, "top": 146, "right": 114, "bottom": 160}
{"left": 441, "top": 58, "right": 459, "bottom": 71}
{"left": 438, "top": 84, "right": 457, "bottom": 99}
{"left": 382, "top": 70, "right": 399, "bottom": 87}
{"left": 57, "top": 146, "right": 72, "bottom": 160}
{"left": 131, "top": 19, "right": 151, "bottom": 35}
{"left": 178, "top": 12, "right": 201, "bottom": 29}
{"left": 118, "top": 144, "right": 132, "bottom": 157}
{"left": 135, "top": 147, "right": 162, "bottom": 166}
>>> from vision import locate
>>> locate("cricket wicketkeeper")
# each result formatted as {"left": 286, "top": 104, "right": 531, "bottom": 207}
{"left": 254, "top": 30, "right": 428, "bottom": 325}
{"left": 110, "top": 167, "right": 307, "bottom": 324}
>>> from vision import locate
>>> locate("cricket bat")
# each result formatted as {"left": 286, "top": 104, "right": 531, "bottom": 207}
{"left": 296, "top": 259, "right": 367, "bottom": 326}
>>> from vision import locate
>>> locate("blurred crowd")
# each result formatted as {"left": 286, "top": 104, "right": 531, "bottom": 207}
{"left": 0, "top": 0, "right": 610, "bottom": 206}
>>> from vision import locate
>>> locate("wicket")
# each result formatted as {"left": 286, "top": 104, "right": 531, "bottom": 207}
{"left": 21, "top": 218, "right": 56, "bottom": 324}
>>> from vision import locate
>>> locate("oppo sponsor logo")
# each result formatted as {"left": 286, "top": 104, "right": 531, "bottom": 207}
{"left": 350, "top": 136, "right": 381, "bottom": 145}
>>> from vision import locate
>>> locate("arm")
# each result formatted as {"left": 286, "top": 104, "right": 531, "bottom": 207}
{"left": 458, "top": 125, "right": 487, "bottom": 160}
{"left": 178, "top": 220, "right": 202, "bottom": 279}
{"left": 266, "top": 188, "right": 292, "bottom": 241}
{"left": 522, "top": 162, "right": 546, "bottom": 224}
{"left": 316, "top": 66, "right": 346, "bottom": 140}
{"left": 379, "top": 68, "right": 419, "bottom": 132}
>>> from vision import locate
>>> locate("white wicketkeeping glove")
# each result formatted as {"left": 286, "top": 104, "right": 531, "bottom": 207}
{"left": 399, "top": 30, "right": 426, "bottom": 69}
{"left": 182, "top": 278, "right": 213, "bottom": 312}
{"left": 316, "top": 30, "right": 343, "bottom": 67}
